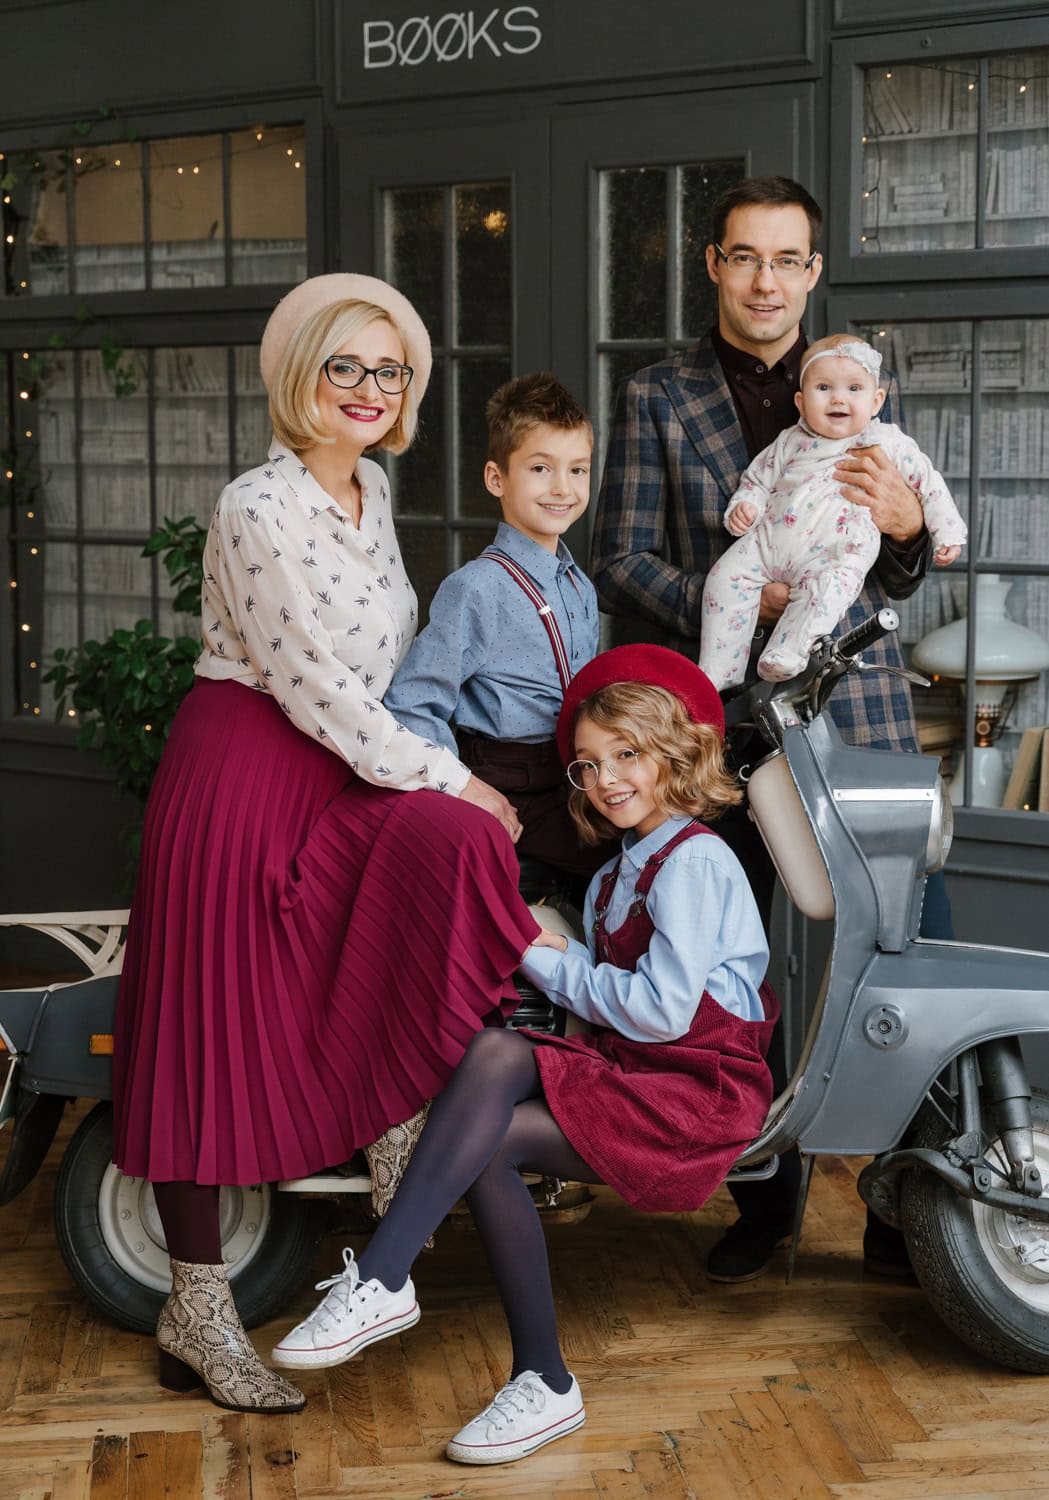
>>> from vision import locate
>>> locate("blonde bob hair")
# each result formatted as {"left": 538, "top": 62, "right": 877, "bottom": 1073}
{"left": 268, "top": 299, "right": 420, "bottom": 456}
{"left": 568, "top": 682, "right": 742, "bottom": 846}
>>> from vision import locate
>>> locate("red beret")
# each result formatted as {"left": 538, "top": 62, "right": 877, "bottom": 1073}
{"left": 557, "top": 646, "right": 724, "bottom": 765}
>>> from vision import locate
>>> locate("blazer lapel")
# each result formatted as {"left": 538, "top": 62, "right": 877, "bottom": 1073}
{"left": 663, "top": 340, "right": 750, "bottom": 501}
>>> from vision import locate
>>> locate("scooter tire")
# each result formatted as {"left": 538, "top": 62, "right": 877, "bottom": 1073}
{"left": 53, "top": 1102, "right": 328, "bottom": 1335}
{"left": 900, "top": 1086, "right": 1049, "bottom": 1373}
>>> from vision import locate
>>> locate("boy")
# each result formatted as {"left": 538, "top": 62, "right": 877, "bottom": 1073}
{"left": 699, "top": 333, "right": 966, "bottom": 689}
{"left": 385, "top": 372, "right": 607, "bottom": 879}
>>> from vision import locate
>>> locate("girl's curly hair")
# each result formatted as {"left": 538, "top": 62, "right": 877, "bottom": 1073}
{"left": 567, "top": 682, "right": 742, "bottom": 846}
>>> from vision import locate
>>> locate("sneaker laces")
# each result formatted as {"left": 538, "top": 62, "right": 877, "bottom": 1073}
{"left": 308, "top": 1247, "right": 369, "bottom": 1334}
{"left": 482, "top": 1374, "right": 546, "bottom": 1433}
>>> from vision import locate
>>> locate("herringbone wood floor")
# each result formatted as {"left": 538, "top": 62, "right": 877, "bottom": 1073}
{"left": 3, "top": 1104, "right": 1049, "bottom": 1500}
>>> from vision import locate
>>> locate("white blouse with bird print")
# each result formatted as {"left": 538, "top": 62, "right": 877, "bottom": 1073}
{"left": 195, "top": 440, "right": 470, "bottom": 795}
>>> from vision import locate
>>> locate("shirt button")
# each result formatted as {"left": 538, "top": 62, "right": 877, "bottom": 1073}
{"left": 755, "top": 363, "right": 765, "bottom": 374}
{"left": 786, "top": 372, "right": 794, "bottom": 383}
{"left": 735, "top": 373, "right": 744, "bottom": 383}
{"left": 763, "top": 398, "right": 771, "bottom": 407}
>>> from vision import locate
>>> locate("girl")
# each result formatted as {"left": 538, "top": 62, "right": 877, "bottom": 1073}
{"left": 272, "top": 645, "right": 778, "bottom": 1464}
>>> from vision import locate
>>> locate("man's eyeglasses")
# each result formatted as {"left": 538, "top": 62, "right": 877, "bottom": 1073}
{"left": 713, "top": 245, "right": 818, "bottom": 279}
{"left": 323, "top": 355, "right": 414, "bottom": 396}
{"left": 567, "top": 748, "right": 643, "bottom": 792}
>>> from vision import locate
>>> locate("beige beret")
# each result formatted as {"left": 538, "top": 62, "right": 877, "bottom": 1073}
{"left": 259, "top": 273, "right": 432, "bottom": 398}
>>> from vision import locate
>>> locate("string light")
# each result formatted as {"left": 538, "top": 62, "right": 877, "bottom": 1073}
{"left": 19, "top": 281, "right": 26, "bottom": 288}
{"left": 286, "top": 148, "right": 293, "bottom": 157}
{"left": 74, "top": 156, "right": 82, "bottom": 165}
{"left": 67, "top": 709, "right": 76, "bottom": 718}
{"left": 255, "top": 130, "right": 263, "bottom": 142}
{"left": 32, "top": 707, "right": 40, "bottom": 715}
{"left": 29, "top": 660, "right": 37, "bottom": 668}
{"left": 176, "top": 165, "right": 184, "bottom": 174}
{"left": 26, "top": 510, "right": 34, "bottom": 518}
{"left": 5, "top": 233, "right": 14, "bottom": 244}
{"left": 294, "top": 160, "right": 301, "bottom": 169}
{"left": 885, "top": 71, "right": 892, "bottom": 79}
{"left": 4, "top": 471, "right": 12, "bottom": 480}
{"left": 114, "top": 157, "right": 121, "bottom": 166}
{"left": 24, "top": 429, "right": 32, "bottom": 438}
{"left": 20, "top": 623, "right": 30, "bottom": 632}
{"left": 18, "top": 390, "right": 29, "bottom": 400}
{"left": 30, "top": 547, "right": 38, "bottom": 555}
{"left": 1019, "top": 82, "right": 1028, "bottom": 93}
{"left": 2, "top": 194, "right": 10, "bottom": 204}
{"left": 144, "top": 723, "right": 152, "bottom": 731}
{"left": 968, "top": 81, "right": 976, "bottom": 91}
{"left": 192, "top": 164, "right": 200, "bottom": 175}
{"left": 9, "top": 580, "right": 17, "bottom": 589}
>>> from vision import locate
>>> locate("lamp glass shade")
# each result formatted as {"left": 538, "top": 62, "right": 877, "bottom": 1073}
{"left": 912, "top": 575, "right": 1049, "bottom": 682}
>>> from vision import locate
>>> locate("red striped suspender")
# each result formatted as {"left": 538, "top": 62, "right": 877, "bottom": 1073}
{"left": 481, "top": 549, "right": 573, "bottom": 693}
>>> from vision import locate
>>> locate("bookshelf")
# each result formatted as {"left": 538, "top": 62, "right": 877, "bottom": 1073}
{"left": 831, "top": 22, "right": 1049, "bottom": 283}
{"left": 850, "top": 312, "right": 1049, "bottom": 809}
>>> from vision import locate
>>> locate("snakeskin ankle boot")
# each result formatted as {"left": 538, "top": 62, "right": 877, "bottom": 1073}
{"left": 364, "top": 1103, "right": 431, "bottom": 1221}
{"left": 157, "top": 1259, "right": 306, "bottom": 1413}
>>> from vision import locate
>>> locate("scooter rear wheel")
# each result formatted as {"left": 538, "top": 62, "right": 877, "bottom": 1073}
{"left": 901, "top": 1086, "right": 1049, "bottom": 1373}
{"left": 53, "top": 1102, "right": 328, "bottom": 1335}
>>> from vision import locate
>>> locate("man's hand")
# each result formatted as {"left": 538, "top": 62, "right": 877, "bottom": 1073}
{"left": 758, "top": 582, "right": 790, "bottom": 624}
{"left": 834, "top": 445, "right": 924, "bottom": 543}
{"left": 459, "top": 773, "right": 522, "bottom": 843}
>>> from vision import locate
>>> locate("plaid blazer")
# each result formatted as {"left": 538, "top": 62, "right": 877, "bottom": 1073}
{"left": 591, "top": 335, "right": 934, "bottom": 753}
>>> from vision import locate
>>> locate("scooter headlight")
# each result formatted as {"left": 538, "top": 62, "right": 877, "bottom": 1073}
{"left": 925, "top": 774, "right": 954, "bottom": 873}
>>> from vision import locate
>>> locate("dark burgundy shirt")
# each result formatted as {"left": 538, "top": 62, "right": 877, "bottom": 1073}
{"left": 712, "top": 326, "right": 806, "bottom": 462}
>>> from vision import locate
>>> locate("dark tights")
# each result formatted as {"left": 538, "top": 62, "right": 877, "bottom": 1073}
{"left": 152, "top": 1180, "right": 223, "bottom": 1264}
{"left": 358, "top": 1027, "right": 601, "bottom": 1394}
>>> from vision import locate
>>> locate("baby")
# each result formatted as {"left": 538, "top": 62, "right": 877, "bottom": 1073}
{"left": 699, "top": 334, "right": 967, "bottom": 689}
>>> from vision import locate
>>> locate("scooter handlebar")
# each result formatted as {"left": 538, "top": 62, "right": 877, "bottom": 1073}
{"left": 835, "top": 608, "right": 899, "bottom": 660}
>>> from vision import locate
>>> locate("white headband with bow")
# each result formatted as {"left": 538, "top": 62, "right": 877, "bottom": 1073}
{"left": 803, "top": 340, "right": 882, "bottom": 380}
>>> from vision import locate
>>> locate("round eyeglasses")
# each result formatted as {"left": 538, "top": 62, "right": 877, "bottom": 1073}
{"left": 713, "top": 244, "right": 817, "bottom": 279}
{"left": 566, "top": 748, "right": 643, "bottom": 791}
{"left": 323, "top": 355, "right": 414, "bottom": 395}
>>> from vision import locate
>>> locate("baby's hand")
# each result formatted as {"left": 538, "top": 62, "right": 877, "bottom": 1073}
{"left": 727, "top": 501, "right": 758, "bottom": 536}
{"left": 934, "top": 544, "right": 961, "bottom": 566}
{"left": 531, "top": 928, "right": 569, "bottom": 954}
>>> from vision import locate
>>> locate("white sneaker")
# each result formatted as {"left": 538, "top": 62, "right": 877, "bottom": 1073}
{"left": 271, "top": 1247, "right": 419, "bottom": 1370}
{"left": 445, "top": 1371, "right": 585, "bottom": 1465}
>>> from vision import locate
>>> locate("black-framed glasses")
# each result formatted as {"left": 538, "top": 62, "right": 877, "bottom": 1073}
{"left": 713, "top": 244, "right": 818, "bottom": 278}
{"left": 566, "top": 748, "right": 643, "bottom": 792}
{"left": 323, "top": 355, "right": 414, "bottom": 395}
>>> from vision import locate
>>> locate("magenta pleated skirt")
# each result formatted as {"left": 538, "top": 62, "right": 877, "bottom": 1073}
{"left": 112, "top": 678, "right": 540, "bottom": 1185}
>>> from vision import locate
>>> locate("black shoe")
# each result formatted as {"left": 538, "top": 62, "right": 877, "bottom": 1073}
{"left": 705, "top": 1216, "right": 793, "bottom": 1283}
{"left": 862, "top": 1216, "right": 915, "bottom": 1280}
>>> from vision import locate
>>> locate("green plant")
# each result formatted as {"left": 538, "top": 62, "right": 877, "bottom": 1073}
{"left": 44, "top": 516, "right": 207, "bottom": 803}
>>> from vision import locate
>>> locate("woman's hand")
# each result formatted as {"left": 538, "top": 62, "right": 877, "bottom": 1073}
{"left": 531, "top": 928, "right": 569, "bottom": 953}
{"left": 459, "top": 773, "right": 523, "bottom": 843}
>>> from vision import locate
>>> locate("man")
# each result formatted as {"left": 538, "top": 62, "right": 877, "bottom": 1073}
{"left": 591, "top": 175, "right": 950, "bottom": 1282}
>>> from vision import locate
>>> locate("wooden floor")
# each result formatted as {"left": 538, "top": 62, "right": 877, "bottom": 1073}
{"left": 3, "top": 1109, "right": 1049, "bottom": 1500}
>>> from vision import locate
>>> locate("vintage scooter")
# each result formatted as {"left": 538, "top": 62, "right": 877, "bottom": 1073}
{"left": 3, "top": 608, "right": 1049, "bottom": 1371}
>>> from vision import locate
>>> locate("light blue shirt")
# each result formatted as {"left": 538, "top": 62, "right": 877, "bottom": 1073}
{"left": 520, "top": 815, "right": 768, "bottom": 1042}
{"left": 383, "top": 522, "right": 598, "bottom": 753}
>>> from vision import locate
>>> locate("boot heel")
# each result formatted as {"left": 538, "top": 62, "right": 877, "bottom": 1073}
{"left": 158, "top": 1347, "right": 204, "bottom": 1392}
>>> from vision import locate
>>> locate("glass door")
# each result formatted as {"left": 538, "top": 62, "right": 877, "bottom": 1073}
{"left": 336, "top": 120, "right": 548, "bottom": 618}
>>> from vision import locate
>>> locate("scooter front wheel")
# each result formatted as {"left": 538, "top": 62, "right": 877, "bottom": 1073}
{"left": 901, "top": 1086, "right": 1049, "bottom": 1373}
{"left": 53, "top": 1102, "right": 328, "bottom": 1335}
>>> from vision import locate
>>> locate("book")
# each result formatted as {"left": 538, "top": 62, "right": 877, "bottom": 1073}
{"left": 1002, "top": 725, "right": 1045, "bottom": 810}
{"left": 1040, "top": 728, "right": 1049, "bottom": 813}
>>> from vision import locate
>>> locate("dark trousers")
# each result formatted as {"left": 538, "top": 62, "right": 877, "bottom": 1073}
{"left": 457, "top": 732, "right": 616, "bottom": 885}
{"left": 715, "top": 797, "right": 955, "bottom": 1229}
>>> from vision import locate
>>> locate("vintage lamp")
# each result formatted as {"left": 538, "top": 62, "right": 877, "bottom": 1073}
{"left": 912, "top": 574, "right": 1049, "bottom": 807}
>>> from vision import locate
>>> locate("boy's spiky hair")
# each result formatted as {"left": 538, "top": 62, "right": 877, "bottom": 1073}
{"left": 486, "top": 372, "right": 592, "bottom": 471}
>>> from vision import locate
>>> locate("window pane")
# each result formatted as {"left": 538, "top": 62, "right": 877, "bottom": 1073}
{"left": 861, "top": 61, "right": 979, "bottom": 255}
{"left": 82, "top": 544, "right": 154, "bottom": 641}
{"left": 601, "top": 167, "right": 667, "bottom": 340}
{"left": 389, "top": 355, "right": 446, "bottom": 518}
{"left": 978, "top": 319, "right": 1049, "bottom": 563}
{"left": 455, "top": 529, "right": 490, "bottom": 568}
{"left": 73, "top": 145, "right": 146, "bottom": 293}
{"left": 599, "top": 346, "right": 662, "bottom": 445}
{"left": 456, "top": 356, "right": 511, "bottom": 518}
{"left": 229, "top": 126, "right": 306, "bottom": 285}
{"left": 155, "top": 347, "right": 229, "bottom": 528}
{"left": 986, "top": 49, "right": 1049, "bottom": 249}
{"left": 80, "top": 349, "right": 149, "bottom": 533}
{"left": 149, "top": 134, "right": 225, "bottom": 289}
{"left": 234, "top": 344, "right": 271, "bottom": 472}
{"left": 680, "top": 160, "right": 744, "bottom": 340}
{"left": 455, "top": 181, "right": 511, "bottom": 346}
{"left": 21, "top": 150, "right": 71, "bottom": 295}
{"left": 386, "top": 187, "right": 445, "bottom": 346}
{"left": 397, "top": 523, "right": 447, "bottom": 624}
{"left": 38, "top": 541, "right": 79, "bottom": 712}
{"left": 34, "top": 349, "right": 76, "bottom": 532}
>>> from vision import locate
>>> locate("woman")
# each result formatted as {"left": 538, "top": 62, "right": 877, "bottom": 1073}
{"left": 112, "top": 274, "right": 541, "bottom": 1414}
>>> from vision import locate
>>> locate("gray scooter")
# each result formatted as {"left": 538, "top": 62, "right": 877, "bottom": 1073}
{"left": 726, "top": 607, "right": 1049, "bottom": 1372}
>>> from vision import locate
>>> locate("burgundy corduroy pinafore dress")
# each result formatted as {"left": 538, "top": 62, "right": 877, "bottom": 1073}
{"left": 532, "top": 820, "right": 778, "bottom": 1213}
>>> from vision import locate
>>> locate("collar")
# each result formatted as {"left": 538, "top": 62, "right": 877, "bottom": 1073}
{"left": 492, "top": 520, "right": 578, "bottom": 583}
{"left": 712, "top": 326, "right": 806, "bottom": 384}
{"left": 621, "top": 813, "right": 692, "bottom": 871}
{"left": 268, "top": 439, "right": 376, "bottom": 522}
